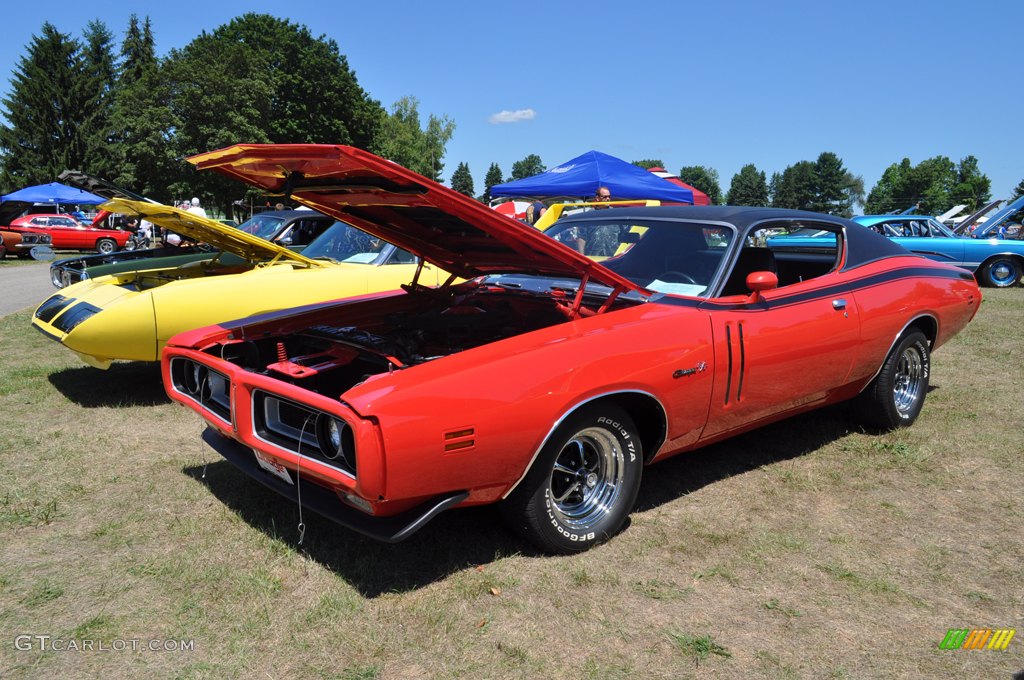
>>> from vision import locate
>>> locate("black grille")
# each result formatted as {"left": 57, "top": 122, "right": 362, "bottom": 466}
{"left": 168, "top": 358, "right": 232, "bottom": 423}
{"left": 252, "top": 390, "right": 356, "bottom": 478}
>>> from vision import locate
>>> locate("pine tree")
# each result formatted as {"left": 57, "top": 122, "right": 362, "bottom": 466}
{"left": 78, "top": 20, "right": 118, "bottom": 180}
{"left": 809, "top": 152, "right": 851, "bottom": 216}
{"left": 110, "top": 15, "right": 178, "bottom": 199}
{"left": 482, "top": 162, "right": 503, "bottom": 203}
{"left": 770, "top": 161, "right": 817, "bottom": 210}
{"left": 1013, "top": 178, "right": 1024, "bottom": 200}
{"left": 725, "top": 164, "right": 768, "bottom": 206}
{"left": 0, "top": 23, "right": 82, "bottom": 186}
{"left": 450, "top": 162, "right": 474, "bottom": 197}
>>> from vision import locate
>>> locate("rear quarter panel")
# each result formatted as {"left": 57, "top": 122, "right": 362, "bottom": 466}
{"left": 846, "top": 257, "right": 978, "bottom": 387}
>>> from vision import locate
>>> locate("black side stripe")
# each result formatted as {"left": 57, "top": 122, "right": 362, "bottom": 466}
{"left": 724, "top": 324, "right": 732, "bottom": 406}
{"left": 737, "top": 323, "right": 745, "bottom": 402}
{"left": 655, "top": 266, "right": 971, "bottom": 312}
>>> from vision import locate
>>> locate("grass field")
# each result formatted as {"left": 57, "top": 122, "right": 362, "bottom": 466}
{"left": 0, "top": 288, "right": 1021, "bottom": 679}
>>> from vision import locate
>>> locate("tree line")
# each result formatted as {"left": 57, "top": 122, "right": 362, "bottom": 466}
{"left": 0, "top": 14, "right": 454, "bottom": 218}
{"left": 456, "top": 152, "right": 1004, "bottom": 218}
{"left": 1, "top": 14, "right": 1013, "bottom": 220}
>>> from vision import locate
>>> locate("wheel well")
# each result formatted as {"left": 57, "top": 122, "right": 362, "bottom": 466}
{"left": 905, "top": 315, "right": 937, "bottom": 347}
{"left": 978, "top": 253, "right": 1023, "bottom": 276}
{"left": 588, "top": 393, "right": 667, "bottom": 464}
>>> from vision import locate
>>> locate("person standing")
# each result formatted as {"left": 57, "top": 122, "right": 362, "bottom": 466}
{"left": 139, "top": 219, "right": 153, "bottom": 248}
{"left": 187, "top": 197, "right": 208, "bottom": 219}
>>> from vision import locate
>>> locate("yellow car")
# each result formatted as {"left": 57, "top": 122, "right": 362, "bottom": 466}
{"left": 32, "top": 199, "right": 453, "bottom": 369}
{"left": 532, "top": 199, "right": 660, "bottom": 231}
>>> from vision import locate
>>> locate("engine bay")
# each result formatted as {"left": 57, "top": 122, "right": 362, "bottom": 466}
{"left": 206, "top": 283, "right": 638, "bottom": 397}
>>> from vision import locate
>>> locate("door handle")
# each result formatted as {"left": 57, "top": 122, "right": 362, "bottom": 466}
{"left": 832, "top": 298, "right": 847, "bottom": 310}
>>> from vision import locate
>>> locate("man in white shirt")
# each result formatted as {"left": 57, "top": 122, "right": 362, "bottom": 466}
{"left": 187, "top": 197, "right": 208, "bottom": 219}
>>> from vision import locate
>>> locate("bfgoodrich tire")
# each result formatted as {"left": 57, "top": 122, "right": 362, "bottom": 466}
{"left": 96, "top": 238, "right": 116, "bottom": 254}
{"left": 500, "top": 403, "right": 643, "bottom": 554}
{"left": 857, "top": 330, "right": 930, "bottom": 430}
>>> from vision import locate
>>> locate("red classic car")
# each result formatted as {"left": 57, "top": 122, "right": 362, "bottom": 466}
{"left": 163, "top": 144, "right": 981, "bottom": 554}
{"left": 7, "top": 213, "right": 130, "bottom": 253}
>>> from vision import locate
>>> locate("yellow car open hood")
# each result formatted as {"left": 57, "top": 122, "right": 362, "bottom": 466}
{"left": 101, "top": 198, "right": 326, "bottom": 268}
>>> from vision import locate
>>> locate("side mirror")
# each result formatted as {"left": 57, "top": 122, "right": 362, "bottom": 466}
{"left": 746, "top": 271, "right": 778, "bottom": 302}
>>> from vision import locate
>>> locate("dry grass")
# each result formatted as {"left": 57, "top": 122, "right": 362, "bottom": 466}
{"left": 0, "top": 289, "right": 1022, "bottom": 679}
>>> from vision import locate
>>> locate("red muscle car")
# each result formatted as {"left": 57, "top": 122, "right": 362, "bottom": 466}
{"left": 8, "top": 213, "right": 130, "bottom": 253}
{"left": 163, "top": 144, "right": 981, "bottom": 554}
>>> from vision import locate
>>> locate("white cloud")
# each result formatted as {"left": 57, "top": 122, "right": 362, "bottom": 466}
{"left": 488, "top": 109, "right": 536, "bottom": 124}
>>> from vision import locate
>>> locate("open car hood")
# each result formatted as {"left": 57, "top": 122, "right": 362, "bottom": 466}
{"left": 100, "top": 197, "right": 325, "bottom": 268}
{"left": 0, "top": 200, "right": 31, "bottom": 226}
{"left": 187, "top": 144, "right": 643, "bottom": 293}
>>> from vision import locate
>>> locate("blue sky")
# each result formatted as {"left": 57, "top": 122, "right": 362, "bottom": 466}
{"left": 1, "top": 0, "right": 1021, "bottom": 207}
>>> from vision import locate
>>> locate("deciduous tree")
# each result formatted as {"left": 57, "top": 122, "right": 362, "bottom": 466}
{"left": 164, "top": 13, "right": 387, "bottom": 213}
{"left": 679, "top": 166, "right": 722, "bottom": 205}
{"left": 510, "top": 154, "right": 545, "bottom": 180}
{"left": 374, "top": 95, "right": 455, "bottom": 182}
{"left": 865, "top": 156, "right": 990, "bottom": 214}
{"left": 631, "top": 159, "right": 664, "bottom": 170}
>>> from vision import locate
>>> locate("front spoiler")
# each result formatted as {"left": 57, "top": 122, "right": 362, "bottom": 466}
{"left": 201, "top": 428, "right": 468, "bottom": 543}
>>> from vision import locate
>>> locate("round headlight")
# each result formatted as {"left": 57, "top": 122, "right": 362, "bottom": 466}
{"left": 313, "top": 411, "right": 354, "bottom": 464}
{"left": 327, "top": 419, "right": 342, "bottom": 452}
{"left": 316, "top": 414, "right": 346, "bottom": 460}
{"left": 183, "top": 362, "right": 208, "bottom": 396}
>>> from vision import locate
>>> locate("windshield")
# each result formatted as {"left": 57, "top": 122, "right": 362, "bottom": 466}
{"left": 546, "top": 218, "right": 736, "bottom": 297}
{"left": 303, "top": 221, "right": 390, "bottom": 263}
{"left": 237, "top": 214, "right": 285, "bottom": 240}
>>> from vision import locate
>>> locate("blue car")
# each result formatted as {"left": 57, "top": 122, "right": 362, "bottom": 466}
{"left": 851, "top": 197, "right": 1024, "bottom": 288}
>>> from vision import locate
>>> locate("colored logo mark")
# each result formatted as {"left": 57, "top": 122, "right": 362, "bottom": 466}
{"left": 940, "top": 628, "right": 1015, "bottom": 650}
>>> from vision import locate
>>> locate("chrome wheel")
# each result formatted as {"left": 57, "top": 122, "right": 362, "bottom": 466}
{"left": 857, "top": 329, "right": 930, "bottom": 430}
{"left": 501, "top": 403, "right": 643, "bottom": 553}
{"left": 548, "top": 426, "right": 626, "bottom": 532}
{"left": 892, "top": 345, "right": 924, "bottom": 417}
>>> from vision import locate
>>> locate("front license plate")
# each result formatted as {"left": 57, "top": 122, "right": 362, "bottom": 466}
{"left": 253, "top": 450, "right": 293, "bottom": 485}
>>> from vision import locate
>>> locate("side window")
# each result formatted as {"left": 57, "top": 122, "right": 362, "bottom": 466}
{"left": 387, "top": 248, "right": 417, "bottom": 265}
{"left": 719, "top": 221, "right": 841, "bottom": 296}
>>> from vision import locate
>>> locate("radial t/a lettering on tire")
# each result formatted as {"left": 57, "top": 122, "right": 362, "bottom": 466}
{"left": 857, "top": 329, "right": 930, "bottom": 430}
{"left": 500, "top": 403, "right": 643, "bottom": 554}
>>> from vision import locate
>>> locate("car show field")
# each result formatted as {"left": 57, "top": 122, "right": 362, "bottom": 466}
{"left": 1, "top": 251, "right": 1021, "bottom": 676}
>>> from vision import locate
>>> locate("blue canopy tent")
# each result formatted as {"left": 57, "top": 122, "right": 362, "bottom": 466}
{"left": 1, "top": 181, "right": 105, "bottom": 205}
{"left": 490, "top": 150, "right": 694, "bottom": 204}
